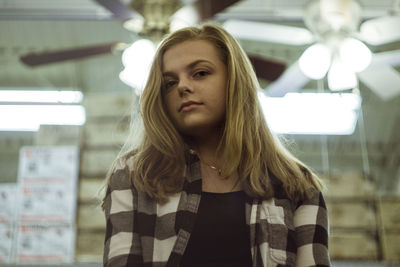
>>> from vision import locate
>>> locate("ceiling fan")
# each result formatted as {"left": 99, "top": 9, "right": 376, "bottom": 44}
{"left": 19, "top": 0, "right": 286, "bottom": 85}
{"left": 223, "top": 0, "right": 400, "bottom": 100}
{"left": 19, "top": 0, "right": 400, "bottom": 100}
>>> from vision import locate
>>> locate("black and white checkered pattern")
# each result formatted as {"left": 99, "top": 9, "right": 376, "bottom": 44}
{"left": 103, "top": 153, "right": 330, "bottom": 267}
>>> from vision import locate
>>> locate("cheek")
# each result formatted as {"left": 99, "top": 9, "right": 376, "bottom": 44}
{"left": 216, "top": 81, "right": 227, "bottom": 108}
{"left": 164, "top": 94, "right": 177, "bottom": 118}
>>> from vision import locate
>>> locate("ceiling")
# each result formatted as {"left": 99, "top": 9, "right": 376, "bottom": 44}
{"left": 0, "top": 0, "right": 399, "bottom": 191}
{"left": 0, "top": 0, "right": 398, "bottom": 90}
{"left": 0, "top": 0, "right": 396, "bottom": 20}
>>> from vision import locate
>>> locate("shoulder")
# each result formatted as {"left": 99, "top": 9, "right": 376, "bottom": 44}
{"left": 293, "top": 190, "right": 330, "bottom": 266}
{"left": 293, "top": 189, "right": 328, "bottom": 229}
{"left": 108, "top": 152, "right": 136, "bottom": 191}
{"left": 103, "top": 152, "right": 137, "bottom": 213}
{"left": 267, "top": 172, "right": 328, "bottom": 228}
{"left": 268, "top": 169, "right": 326, "bottom": 206}
{"left": 267, "top": 173, "right": 327, "bottom": 225}
{"left": 253, "top": 172, "right": 330, "bottom": 265}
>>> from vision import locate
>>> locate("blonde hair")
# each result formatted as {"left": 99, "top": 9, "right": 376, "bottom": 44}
{"left": 104, "top": 23, "right": 323, "bottom": 205}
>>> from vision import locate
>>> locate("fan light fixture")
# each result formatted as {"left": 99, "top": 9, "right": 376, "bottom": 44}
{"left": 0, "top": 90, "right": 85, "bottom": 132}
{"left": 299, "top": 37, "right": 372, "bottom": 91}
{"left": 296, "top": 0, "right": 373, "bottom": 91}
{"left": 119, "top": 39, "right": 156, "bottom": 94}
{"left": 258, "top": 92, "right": 361, "bottom": 135}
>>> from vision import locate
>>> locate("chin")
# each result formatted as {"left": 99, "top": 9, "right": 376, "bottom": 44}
{"left": 177, "top": 122, "right": 224, "bottom": 137}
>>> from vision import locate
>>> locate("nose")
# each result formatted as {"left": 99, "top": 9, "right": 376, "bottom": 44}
{"left": 177, "top": 77, "right": 193, "bottom": 97}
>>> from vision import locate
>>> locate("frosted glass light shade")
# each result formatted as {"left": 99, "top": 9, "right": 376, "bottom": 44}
{"left": 339, "top": 37, "right": 372, "bottom": 72}
{"left": 328, "top": 57, "right": 358, "bottom": 91}
{"left": 299, "top": 43, "right": 332, "bottom": 79}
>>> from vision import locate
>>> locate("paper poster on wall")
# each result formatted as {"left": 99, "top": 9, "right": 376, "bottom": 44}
{"left": 0, "top": 224, "right": 15, "bottom": 263}
{"left": 15, "top": 224, "right": 75, "bottom": 264}
{"left": 17, "top": 146, "right": 79, "bottom": 223}
{"left": 0, "top": 183, "right": 17, "bottom": 224}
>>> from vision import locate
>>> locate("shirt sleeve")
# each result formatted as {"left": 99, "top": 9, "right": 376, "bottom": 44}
{"left": 103, "top": 164, "right": 142, "bottom": 267}
{"left": 293, "top": 191, "right": 330, "bottom": 267}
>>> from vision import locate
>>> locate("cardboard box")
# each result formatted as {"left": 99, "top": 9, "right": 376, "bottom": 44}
{"left": 327, "top": 201, "right": 376, "bottom": 230}
{"left": 329, "top": 231, "right": 378, "bottom": 260}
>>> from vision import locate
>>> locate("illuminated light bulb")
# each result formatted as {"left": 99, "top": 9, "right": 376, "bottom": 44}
{"left": 120, "top": 39, "right": 156, "bottom": 92}
{"left": 299, "top": 43, "right": 332, "bottom": 79}
{"left": 328, "top": 57, "right": 357, "bottom": 91}
{"left": 339, "top": 37, "right": 372, "bottom": 72}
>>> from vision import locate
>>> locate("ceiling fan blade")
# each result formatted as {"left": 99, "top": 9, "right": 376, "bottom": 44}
{"left": 223, "top": 19, "right": 314, "bottom": 46}
{"left": 355, "top": 50, "right": 400, "bottom": 101}
{"left": 265, "top": 61, "right": 310, "bottom": 97}
{"left": 171, "top": 0, "right": 239, "bottom": 27}
{"left": 247, "top": 54, "right": 286, "bottom": 82}
{"left": 94, "top": 0, "right": 143, "bottom": 22}
{"left": 367, "top": 49, "right": 400, "bottom": 69}
{"left": 20, "top": 42, "right": 118, "bottom": 67}
{"left": 360, "top": 15, "right": 400, "bottom": 46}
{"left": 358, "top": 66, "right": 400, "bottom": 101}
{"left": 194, "top": 0, "right": 240, "bottom": 21}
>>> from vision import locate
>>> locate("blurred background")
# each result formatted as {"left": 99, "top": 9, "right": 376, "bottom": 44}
{"left": 0, "top": 0, "right": 399, "bottom": 266}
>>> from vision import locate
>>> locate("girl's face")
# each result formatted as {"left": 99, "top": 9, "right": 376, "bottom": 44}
{"left": 162, "top": 40, "right": 228, "bottom": 138}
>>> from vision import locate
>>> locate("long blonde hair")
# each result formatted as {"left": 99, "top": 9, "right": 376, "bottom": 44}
{"left": 105, "top": 23, "right": 323, "bottom": 204}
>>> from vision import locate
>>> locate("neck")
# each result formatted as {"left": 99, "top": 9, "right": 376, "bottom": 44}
{"left": 193, "top": 130, "right": 222, "bottom": 166}
{"left": 191, "top": 129, "right": 240, "bottom": 191}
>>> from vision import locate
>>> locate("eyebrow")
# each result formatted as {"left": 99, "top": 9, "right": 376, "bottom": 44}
{"left": 162, "top": 59, "right": 215, "bottom": 77}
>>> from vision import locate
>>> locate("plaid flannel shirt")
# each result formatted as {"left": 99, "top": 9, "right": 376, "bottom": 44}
{"left": 103, "top": 152, "right": 330, "bottom": 267}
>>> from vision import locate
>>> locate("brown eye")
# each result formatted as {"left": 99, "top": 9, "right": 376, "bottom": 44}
{"left": 194, "top": 71, "right": 209, "bottom": 78}
{"left": 163, "top": 80, "right": 177, "bottom": 92}
{"left": 164, "top": 80, "right": 177, "bottom": 89}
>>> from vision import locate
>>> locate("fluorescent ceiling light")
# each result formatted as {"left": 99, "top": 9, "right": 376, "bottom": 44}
{"left": 0, "top": 90, "right": 83, "bottom": 103}
{"left": 258, "top": 92, "right": 361, "bottom": 135}
{"left": 0, "top": 105, "right": 86, "bottom": 131}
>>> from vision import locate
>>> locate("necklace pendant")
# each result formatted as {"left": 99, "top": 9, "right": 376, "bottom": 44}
{"left": 207, "top": 164, "right": 222, "bottom": 176}
{"left": 198, "top": 154, "right": 223, "bottom": 176}
{"left": 209, "top": 165, "right": 218, "bottom": 171}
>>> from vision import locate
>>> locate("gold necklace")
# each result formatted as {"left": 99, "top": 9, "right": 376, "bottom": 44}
{"left": 190, "top": 149, "right": 222, "bottom": 176}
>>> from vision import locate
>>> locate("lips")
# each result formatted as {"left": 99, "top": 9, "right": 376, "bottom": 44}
{"left": 179, "top": 101, "right": 202, "bottom": 112}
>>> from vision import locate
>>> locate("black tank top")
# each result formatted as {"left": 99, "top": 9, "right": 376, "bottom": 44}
{"left": 180, "top": 190, "right": 252, "bottom": 267}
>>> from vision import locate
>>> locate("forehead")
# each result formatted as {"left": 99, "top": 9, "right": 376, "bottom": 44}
{"left": 162, "top": 40, "right": 222, "bottom": 71}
